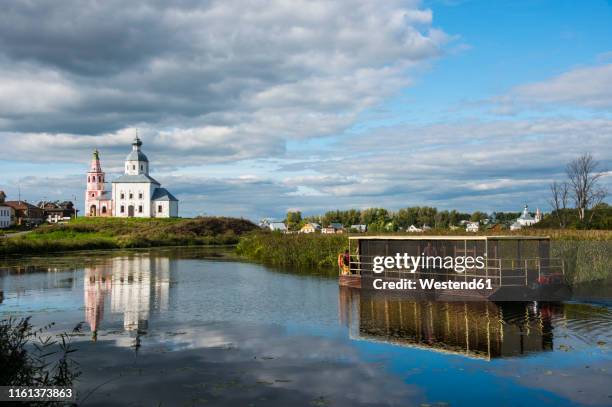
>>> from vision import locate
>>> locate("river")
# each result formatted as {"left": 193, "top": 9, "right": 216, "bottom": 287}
{"left": 1, "top": 247, "right": 611, "bottom": 406}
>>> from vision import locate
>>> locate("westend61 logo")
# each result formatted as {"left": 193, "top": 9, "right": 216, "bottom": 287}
{"left": 372, "top": 254, "right": 486, "bottom": 274}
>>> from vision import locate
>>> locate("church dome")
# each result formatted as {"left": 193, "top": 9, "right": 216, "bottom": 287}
{"left": 126, "top": 136, "right": 149, "bottom": 162}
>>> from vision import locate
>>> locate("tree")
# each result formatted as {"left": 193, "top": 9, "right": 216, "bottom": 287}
{"left": 549, "top": 181, "right": 570, "bottom": 228}
{"left": 566, "top": 153, "right": 607, "bottom": 223}
{"left": 470, "top": 211, "right": 488, "bottom": 223}
{"left": 285, "top": 211, "right": 302, "bottom": 231}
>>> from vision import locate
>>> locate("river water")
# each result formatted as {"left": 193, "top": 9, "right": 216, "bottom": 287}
{"left": 1, "top": 247, "right": 611, "bottom": 406}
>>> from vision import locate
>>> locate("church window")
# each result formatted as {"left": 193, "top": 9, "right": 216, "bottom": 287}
{"left": 139, "top": 192, "right": 143, "bottom": 199}
{"left": 158, "top": 205, "right": 162, "bottom": 213}
{"left": 120, "top": 205, "right": 125, "bottom": 213}
{"left": 133, "top": 165, "right": 136, "bottom": 170}
{"left": 138, "top": 205, "right": 143, "bottom": 213}
{"left": 120, "top": 193, "right": 125, "bottom": 199}
{"left": 140, "top": 165, "right": 143, "bottom": 170}
{"left": 91, "top": 193, "right": 94, "bottom": 197}
{"left": 129, "top": 193, "right": 133, "bottom": 199}
{"left": 102, "top": 206, "right": 107, "bottom": 214}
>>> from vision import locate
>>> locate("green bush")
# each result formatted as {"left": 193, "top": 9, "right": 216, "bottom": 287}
{"left": 0, "top": 317, "right": 81, "bottom": 389}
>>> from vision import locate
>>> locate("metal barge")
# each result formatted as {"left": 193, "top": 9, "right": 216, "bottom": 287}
{"left": 339, "top": 236, "right": 570, "bottom": 301}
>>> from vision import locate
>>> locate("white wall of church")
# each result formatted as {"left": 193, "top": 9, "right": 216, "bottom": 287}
{"left": 125, "top": 160, "right": 149, "bottom": 175}
{"left": 152, "top": 200, "right": 178, "bottom": 218}
{"left": 112, "top": 182, "right": 156, "bottom": 218}
{"left": 169, "top": 201, "right": 178, "bottom": 217}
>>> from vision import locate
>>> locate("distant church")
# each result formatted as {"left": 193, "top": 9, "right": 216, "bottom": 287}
{"left": 85, "top": 136, "right": 179, "bottom": 218}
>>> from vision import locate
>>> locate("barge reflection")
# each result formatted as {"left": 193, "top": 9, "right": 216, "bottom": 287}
{"left": 339, "top": 286, "right": 556, "bottom": 360}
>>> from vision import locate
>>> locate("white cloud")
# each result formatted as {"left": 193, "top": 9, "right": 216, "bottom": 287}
{"left": 494, "top": 63, "right": 612, "bottom": 112}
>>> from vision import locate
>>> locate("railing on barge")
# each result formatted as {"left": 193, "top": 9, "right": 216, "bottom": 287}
{"left": 340, "top": 255, "right": 565, "bottom": 288}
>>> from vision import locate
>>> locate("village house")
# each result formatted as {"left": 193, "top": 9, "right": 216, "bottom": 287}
{"left": 259, "top": 218, "right": 288, "bottom": 232}
{"left": 0, "top": 191, "right": 15, "bottom": 229}
{"left": 3, "top": 200, "right": 45, "bottom": 226}
{"left": 407, "top": 225, "right": 422, "bottom": 233}
{"left": 322, "top": 223, "right": 344, "bottom": 234}
{"left": 300, "top": 223, "right": 321, "bottom": 233}
{"left": 465, "top": 221, "right": 480, "bottom": 232}
{"left": 350, "top": 224, "right": 367, "bottom": 233}
{"left": 39, "top": 201, "right": 78, "bottom": 223}
{"left": 268, "top": 222, "right": 288, "bottom": 232}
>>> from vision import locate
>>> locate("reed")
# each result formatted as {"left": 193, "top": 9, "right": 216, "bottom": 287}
{"left": 236, "top": 231, "right": 347, "bottom": 268}
{"left": 551, "top": 240, "right": 612, "bottom": 284}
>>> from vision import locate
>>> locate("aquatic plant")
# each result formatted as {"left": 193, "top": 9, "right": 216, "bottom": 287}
{"left": 236, "top": 231, "right": 347, "bottom": 269}
{"left": 0, "top": 317, "right": 81, "bottom": 389}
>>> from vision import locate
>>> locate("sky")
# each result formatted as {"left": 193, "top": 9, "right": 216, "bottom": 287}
{"left": 0, "top": 0, "right": 611, "bottom": 220}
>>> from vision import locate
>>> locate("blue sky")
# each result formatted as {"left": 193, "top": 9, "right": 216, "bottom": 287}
{"left": 0, "top": 0, "right": 610, "bottom": 219}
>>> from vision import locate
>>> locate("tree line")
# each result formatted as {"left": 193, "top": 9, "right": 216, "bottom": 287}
{"left": 284, "top": 207, "right": 527, "bottom": 232}
{"left": 283, "top": 153, "right": 610, "bottom": 231}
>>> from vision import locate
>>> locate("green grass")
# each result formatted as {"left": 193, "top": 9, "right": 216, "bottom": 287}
{"left": 0, "top": 217, "right": 258, "bottom": 256}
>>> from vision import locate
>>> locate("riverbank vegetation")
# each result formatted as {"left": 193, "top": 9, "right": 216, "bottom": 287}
{"left": 236, "top": 231, "right": 347, "bottom": 269}
{"left": 0, "top": 217, "right": 257, "bottom": 256}
{"left": 0, "top": 317, "right": 81, "bottom": 388}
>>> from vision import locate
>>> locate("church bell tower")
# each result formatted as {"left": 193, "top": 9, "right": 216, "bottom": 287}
{"left": 85, "top": 150, "right": 106, "bottom": 216}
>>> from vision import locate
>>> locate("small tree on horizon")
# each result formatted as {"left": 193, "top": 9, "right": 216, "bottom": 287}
{"left": 566, "top": 153, "right": 607, "bottom": 223}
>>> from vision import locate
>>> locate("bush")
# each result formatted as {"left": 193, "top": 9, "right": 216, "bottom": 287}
{"left": 0, "top": 317, "right": 81, "bottom": 389}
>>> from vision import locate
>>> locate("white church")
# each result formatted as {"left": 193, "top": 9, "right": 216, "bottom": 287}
{"left": 85, "top": 136, "right": 179, "bottom": 218}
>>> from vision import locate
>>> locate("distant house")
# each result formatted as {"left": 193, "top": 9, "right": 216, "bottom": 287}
{"left": 4, "top": 201, "right": 45, "bottom": 226}
{"left": 0, "top": 191, "right": 15, "bottom": 229}
{"left": 39, "top": 201, "right": 78, "bottom": 223}
{"left": 350, "top": 224, "right": 367, "bottom": 233}
{"left": 422, "top": 224, "right": 432, "bottom": 232}
{"left": 465, "top": 221, "right": 479, "bottom": 232}
{"left": 268, "top": 222, "right": 288, "bottom": 233}
{"left": 407, "top": 225, "right": 422, "bottom": 233}
{"left": 322, "top": 223, "right": 344, "bottom": 234}
{"left": 300, "top": 223, "right": 321, "bottom": 233}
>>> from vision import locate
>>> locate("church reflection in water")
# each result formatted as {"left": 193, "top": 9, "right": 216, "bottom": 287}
{"left": 84, "top": 255, "right": 172, "bottom": 339}
{"left": 339, "top": 287, "right": 557, "bottom": 360}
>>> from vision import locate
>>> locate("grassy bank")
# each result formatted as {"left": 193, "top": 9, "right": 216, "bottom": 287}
{"left": 236, "top": 231, "right": 612, "bottom": 285}
{"left": 0, "top": 217, "right": 257, "bottom": 256}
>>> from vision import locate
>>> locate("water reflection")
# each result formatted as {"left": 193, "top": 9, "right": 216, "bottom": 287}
{"left": 339, "top": 287, "right": 560, "bottom": 360}
{"left": 1, "top": 249, "right": 611, "bottom": 406}
{"left": 84, "top": 255, "right": 171, "bottom": 338}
